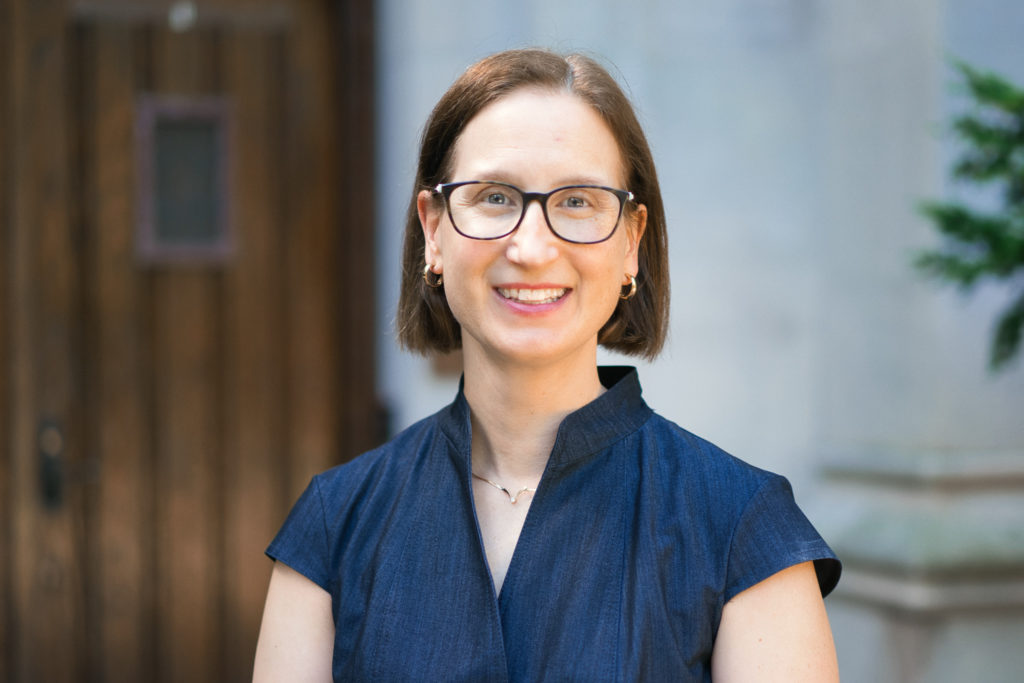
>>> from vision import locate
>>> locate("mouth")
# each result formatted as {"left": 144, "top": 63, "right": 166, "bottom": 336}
{"left": 496, "top": 287, "right": 568, "bottom": 304}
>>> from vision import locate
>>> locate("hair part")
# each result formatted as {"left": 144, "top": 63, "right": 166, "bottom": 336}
{"left": 397, "top": 48, "right": 670, "bottom": 359}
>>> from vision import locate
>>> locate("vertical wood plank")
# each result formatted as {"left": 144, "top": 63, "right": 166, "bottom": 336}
{"left": 88, "top": 22, "right": 153, "bottom": 683}
{"left": 0, "top": 1, "right": 12, "bottom": 680}
{"left": 221, "top": 28, "right": 284, "bottom": 678}
{"left": 67, "top": 22, "right": 97, "bottom": 679}
{"left": 335, "top": 0, "right": 379, "bottom": 458}
{"left": 8, "top": 0, "right": 87, "bottom": 680}
{"left": 4, "top": 3, "right": 34, "bottom": 678}
{"left": 150, "top": 26, "right": 221, "bottom": 683}
{"left": 284, "top": 0, "right": 341, "bottom": 499}
{"left": 6, "top": 3, "right": 31, "bottom": 679}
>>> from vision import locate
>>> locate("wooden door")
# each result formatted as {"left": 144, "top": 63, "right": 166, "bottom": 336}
{"left": 1, "top": 1, "right": 376, "bottom": 681}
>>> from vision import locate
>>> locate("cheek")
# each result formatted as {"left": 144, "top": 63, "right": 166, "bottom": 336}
{"left": 593, "top": 243, "right": 634, "bottom": 311}
{"left": 601, "top": 275, "right": 624, "bottom": 313}
{"left": 438, "top": 239, "right": 494, "bottom": 318}
{"left": 596, "top": 239, "right": 631, "bottom": 284}
{"left": 588, "top": 258, "right": 628, "bottom": 315}
{"left": 439, "top": 279, "right": 474, "bottom": 336}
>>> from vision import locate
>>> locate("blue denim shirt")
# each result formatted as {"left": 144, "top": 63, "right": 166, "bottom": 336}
{"left": 268, "top": 366, "right": 840, "bottom": 681}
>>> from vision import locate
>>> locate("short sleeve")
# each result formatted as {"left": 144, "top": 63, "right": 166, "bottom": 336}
{"left": 724, "top": 475, "right": 841, "bottom": 602}
{"left": 265, "top": 476, "right": 331, "bottom": 591}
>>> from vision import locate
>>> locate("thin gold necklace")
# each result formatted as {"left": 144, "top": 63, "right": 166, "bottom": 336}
{"left": 472, "top": 472, "right": 536, "bottom": 504}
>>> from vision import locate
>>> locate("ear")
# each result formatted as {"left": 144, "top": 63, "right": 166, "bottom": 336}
{"left": 418, "top": 189, "right": 444, "bottom": 268}
{"left": 623, "top": 203, "right": 647, "bottom": 275}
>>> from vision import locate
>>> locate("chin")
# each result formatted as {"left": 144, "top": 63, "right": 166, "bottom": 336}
{"left": 477, "top": 335, "right": 597, "bottom": 368}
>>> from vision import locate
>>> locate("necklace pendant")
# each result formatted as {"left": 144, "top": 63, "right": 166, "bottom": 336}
{"left": 472, "top": 472, "right": 536, "bottom": 505}
{"left": 508, "top": 487, "right": 535, "bottom": 504}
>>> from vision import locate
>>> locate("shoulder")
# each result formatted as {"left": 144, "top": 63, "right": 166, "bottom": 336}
{"left": 313, "top": 410, "right": 443, "bottom": 499}
{"left": 630, "top": 412, "right": 840, "bottom": 598}
{"left": 277, "top": 407, "right": 452, "bottom": 551}
{"left": 635, "top": 412, "right": 782, "bottom": 501}
{"left": 268, "top": 408, "right": 452, "bottom": 589}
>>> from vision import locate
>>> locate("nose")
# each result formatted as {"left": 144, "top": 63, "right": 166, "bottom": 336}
{"left": 506, "top": 201, "right": 559, "bottom": 266}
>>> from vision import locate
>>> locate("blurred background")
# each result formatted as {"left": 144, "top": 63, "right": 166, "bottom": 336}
{"left": 3, "top": 0, "right": 1023, "bottom": 681}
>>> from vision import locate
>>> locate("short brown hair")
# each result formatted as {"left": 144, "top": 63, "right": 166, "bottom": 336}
{"left": 396, "top": 48, "right": 669, "bottom": 359}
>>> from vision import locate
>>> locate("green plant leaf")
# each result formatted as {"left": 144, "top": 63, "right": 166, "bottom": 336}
{"left": 990, "top": 290, "right": 1024, "bottom": 370}
{"left": 954, "top": 61, "right": 1024, "bottom": 114}
{"left": 917, "top": 59, "right": 1024, "bottom": 371}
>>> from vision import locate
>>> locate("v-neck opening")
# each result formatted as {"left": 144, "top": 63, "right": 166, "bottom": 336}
{"left": 464, "top": 439, "right": 548, "bottom": 606}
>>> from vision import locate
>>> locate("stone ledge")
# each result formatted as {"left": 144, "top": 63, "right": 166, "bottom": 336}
{"left": 823, "top": 448, "right": 1024, "bottom": 491}
{"left": 834, "top": 566, "right": 1024, "bottom": 613}
{"left": 825, "top": 497, "right": 1024, "bottom": 574}
{"left": 807, "top": 448, "right": 1024, "bottom": 613}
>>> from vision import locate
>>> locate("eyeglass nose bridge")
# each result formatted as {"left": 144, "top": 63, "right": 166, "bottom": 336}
{"left": 513, "top": 190, "right": 558, "bottom": 237}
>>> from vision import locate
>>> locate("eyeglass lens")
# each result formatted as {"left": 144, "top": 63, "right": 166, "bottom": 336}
{"left": 446, "top": 183, "right": 623, "bottom": 243}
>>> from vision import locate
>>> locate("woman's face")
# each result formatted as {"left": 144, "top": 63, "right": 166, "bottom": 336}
{"left": 419, "top": 87, "right": 646, "bottom": 369}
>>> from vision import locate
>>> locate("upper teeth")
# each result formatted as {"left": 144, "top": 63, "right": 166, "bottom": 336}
{"left": 498, "top": 287, "right": 566, "bottom": 304}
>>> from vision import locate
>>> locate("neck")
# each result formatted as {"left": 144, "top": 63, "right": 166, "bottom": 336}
{"left": 462, "top": 348, "right": 605, "bottom": 485}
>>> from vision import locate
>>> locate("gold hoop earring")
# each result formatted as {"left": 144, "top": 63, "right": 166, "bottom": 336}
{"left": 620, "top": 274, "right": 637, "bottom": 300}
{"left": 423, "top": 263, "right": 443, "bottom": 288}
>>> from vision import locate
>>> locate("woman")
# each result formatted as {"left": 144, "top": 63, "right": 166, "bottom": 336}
{"left": 254, "top": 48, "right": 840, "bottom": 682}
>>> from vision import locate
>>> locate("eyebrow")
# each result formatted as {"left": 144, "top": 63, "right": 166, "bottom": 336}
{"left": 457, "top": 170, "right": 620, "bottom": 189}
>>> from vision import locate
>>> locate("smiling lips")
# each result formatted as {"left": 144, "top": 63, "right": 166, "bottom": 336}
{"left": 497, "top": 287, "right": 568, "bottom": 304}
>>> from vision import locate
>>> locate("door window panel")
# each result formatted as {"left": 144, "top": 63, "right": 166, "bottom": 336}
{"left": 136, "top": 96, "right": 233, "bottom": 263}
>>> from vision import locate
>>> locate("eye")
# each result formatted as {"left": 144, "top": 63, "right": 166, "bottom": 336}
{"left": 464, "top": 184, "right": 519, "bottom": 208}
{"left": 555, "top": 188, "right": 602, "bottom": 211}
{"left": 564, "top": 195, "right": 589, "bottom": 209}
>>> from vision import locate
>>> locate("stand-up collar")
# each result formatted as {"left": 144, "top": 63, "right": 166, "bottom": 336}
{"left": 438, "top": 366, "right": 653, "bottom": 473}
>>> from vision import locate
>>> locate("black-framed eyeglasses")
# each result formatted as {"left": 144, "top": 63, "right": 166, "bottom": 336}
{"left": 433, "top": 181, "right": 635, "bottom": 244}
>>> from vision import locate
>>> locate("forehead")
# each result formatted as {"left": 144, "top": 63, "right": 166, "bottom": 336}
{"left": 450, "top": 87, "right": 626, "bottom": 187}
